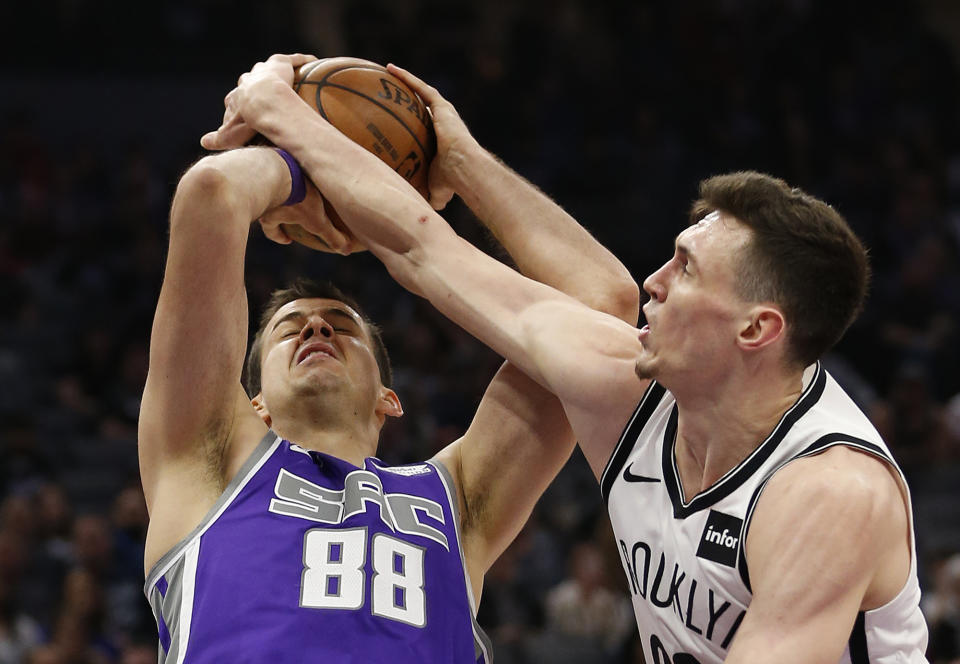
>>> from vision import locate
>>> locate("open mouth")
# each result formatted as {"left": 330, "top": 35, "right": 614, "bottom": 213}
{"left": 296, "top": 343, "right": 337, "bottom": 365}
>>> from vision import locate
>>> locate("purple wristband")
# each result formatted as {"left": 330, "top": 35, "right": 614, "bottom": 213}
{"left": 274, "top": 148, "right": 306, "bottom": 206}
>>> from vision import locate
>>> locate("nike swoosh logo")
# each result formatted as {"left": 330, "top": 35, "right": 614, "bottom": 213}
{"left": 622, "top": 466, "right": 661, "bottom": 483}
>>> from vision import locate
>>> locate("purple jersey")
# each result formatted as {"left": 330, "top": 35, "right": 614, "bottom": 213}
{"left": 145, "top": 432, "right": 492, "bottom": 663}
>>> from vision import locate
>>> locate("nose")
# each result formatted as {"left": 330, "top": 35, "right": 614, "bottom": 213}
{"left": 642, "top": 265, "right": 668, "bottom": 303}
{"left": 300, "top": 316, "right": 334, "bottom": 342}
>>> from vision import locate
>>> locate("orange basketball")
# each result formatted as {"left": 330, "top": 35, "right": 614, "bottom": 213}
{"left": 282, "top": 57, "right": 436, "bottom": 250}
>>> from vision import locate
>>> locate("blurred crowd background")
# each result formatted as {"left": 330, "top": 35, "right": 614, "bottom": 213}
{"left": 2, "top": 0, "right": 960, "bottom": 662}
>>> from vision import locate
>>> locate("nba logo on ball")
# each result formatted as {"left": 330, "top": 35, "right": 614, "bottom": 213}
{"left": 294, "top": 57, "right": 436, "bottom": 199}
{"left": 696, "top": 510, "right": 743, "bottom": 568}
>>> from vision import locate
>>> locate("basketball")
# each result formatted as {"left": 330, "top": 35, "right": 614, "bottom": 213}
{"left": 282, "top": 57, "right": 436, "bottom": 250}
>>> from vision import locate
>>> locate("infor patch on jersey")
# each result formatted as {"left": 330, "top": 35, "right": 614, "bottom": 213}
{"left": 695, "top": 510, "right": 742, "bottom": 568}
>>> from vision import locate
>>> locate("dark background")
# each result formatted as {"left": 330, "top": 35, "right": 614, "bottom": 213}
{"left": 2, "top": 1, "right": 960, "bottom": 662}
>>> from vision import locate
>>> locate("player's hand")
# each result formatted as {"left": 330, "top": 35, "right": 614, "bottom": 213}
{"left": 202, "top": 53, "right": 317, "bottom": 151}
{"left": 259, "top": 180, "right": 363, "bottom": 255}
{"left": 386, "top": 64, "right": 482, "bottom": 211}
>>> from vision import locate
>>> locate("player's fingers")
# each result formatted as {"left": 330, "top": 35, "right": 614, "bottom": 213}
{"left": 202, "top": 122, "right": 257, "bottom": 150}
{"left": 386, "top": 63, "right": 431, "bottom": 94}
{"left": 281, "top": 223, "right": 341, "bottom": 253}
{"left": 286, "top": 53, "right": 318, "bottom": 67}
{"left": 386, "top": 64, "right": 445, "bottom": 105}
{"left": 200, "top": 131, "right": 221, "bottom": 150}
{"left": 200, "top": 123, "right": 231, "bottom": 150}
{"left": 259, "top": 220, "right": 293, "bottom": 245}
{"left": 310, "top": 217, "right": 355, "bottom": 254}
{"left": 223, "top": 89, "right": 242, "bottom": 120}
{"left": 264, "top": 53, "right": 309, "bottom": 65}
{"left": 328, "top": 212, "right": 366, "bottom": 255}
{"left": 202, "top": 105, "right": 233, "bottom": 149}
{"left": 430, "top": 186, "right": 455, "bottom": 211}
{"left": 262, "top": 226, "right": 293, "bottom": 244}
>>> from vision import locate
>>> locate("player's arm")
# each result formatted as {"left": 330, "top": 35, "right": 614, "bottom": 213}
{"left": 139, "top": 148, "right": 287, "bottom": 514}
{"left": 725, "top": 447, "right": 911, "bottom": 664}
{"left": 201, "top": 56, "right": 648, "bottom": 583}
{"left": 386, "top": 63, "right": 639, "bottom": 324}
{"left": 138, "top": 147, "right": 336, "bottom": 513}
{"left": 383, "top": 65, "right": 641, "bottom": 575}
{"left": 200, "top": 57, "right": 649, "bottom": 438}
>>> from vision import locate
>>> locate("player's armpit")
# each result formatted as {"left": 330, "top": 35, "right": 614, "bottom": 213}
{"left": 438, "top": 352, "right": 647, "bottom": 598}
{"left": 724, "top": 448, "right": 910, "bottom": 664}
{"left": 434, "top": 362, "right": 576, "bottom": 589}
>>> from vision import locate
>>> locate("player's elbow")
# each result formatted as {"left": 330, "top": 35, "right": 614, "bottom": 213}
{"left": 609, "top": 275, "right": 642, "bottom": 324}
{"left": 169, "top": 158, "right": 253, "bottom": 235}
{"left": 175, "top": 156, "right": 231, "bottom": 200}
{"left": 589, "top": 274, "right": 641, "bottom": 325}
{"left": 172, "top": 160, "right": 228, "bottom": 216}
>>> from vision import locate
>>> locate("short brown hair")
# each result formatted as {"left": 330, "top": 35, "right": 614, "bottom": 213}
{"left": 244, "top": 278, "right": 392, "bottom": 396}
{"left": 690, "top": 171, "right": 870, "bottom": 367}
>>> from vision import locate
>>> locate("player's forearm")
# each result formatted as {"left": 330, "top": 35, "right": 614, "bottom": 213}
{"left": 156, "top": 159, "right": 263, "bottom": 382}
{"left": 450, "top": 147, "right": 640, "bottom": 322}
{"left": 397, "top": 233, "right": 616, "bottom": 401}
{"left": 170, "top": 149, "right": 290, "bottom": 237}
{"left": 256, "top": 90, "right": 450, "bottom": 262}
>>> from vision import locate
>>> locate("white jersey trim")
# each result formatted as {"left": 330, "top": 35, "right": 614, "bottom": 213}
{"left": 174, "top": 539, "right": 200, "bottom": 664}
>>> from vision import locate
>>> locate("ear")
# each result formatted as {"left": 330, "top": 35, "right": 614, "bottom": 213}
{"left": 251, "top": 393, "right": 273, "bottom": 427}
{"left": 737, "top": 305, "right": 786, "bottom": 353}
{"left": 375, "top": 387, "right": 403, "bottom": 420}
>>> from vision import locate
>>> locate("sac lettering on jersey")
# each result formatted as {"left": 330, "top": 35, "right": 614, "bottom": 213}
{"left": 269, "top": 467, "right": 449, "bottom": 550}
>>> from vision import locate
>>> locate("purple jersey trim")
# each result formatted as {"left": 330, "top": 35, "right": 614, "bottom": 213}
{"left": 157, "top": 612, "right": 171, "bottom": 652}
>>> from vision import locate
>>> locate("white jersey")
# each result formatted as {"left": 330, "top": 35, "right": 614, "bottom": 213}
{"left": 600, "top": 362, "right": 928, "bottom": 664}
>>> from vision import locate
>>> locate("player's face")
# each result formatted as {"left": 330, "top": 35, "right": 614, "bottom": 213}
{"left": 258, "top": 298, "right": 383, "bottom": 410}
{"left": 636, "top": 211, "right": 753, "bottom": 386}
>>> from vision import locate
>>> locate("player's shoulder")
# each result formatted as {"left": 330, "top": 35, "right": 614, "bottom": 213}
{"left": 745, "top": 443, "right": 911, "bottom": 607}
{"left": 761, "top": 446, "right": 905, "bottom": 528}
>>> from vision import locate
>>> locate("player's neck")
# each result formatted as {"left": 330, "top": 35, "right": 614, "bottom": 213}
{"left": 673, "top": 366, "right": 803, "bottom": 497}
{"left": 271, "top": 408, "right": 380, "bottom": 468}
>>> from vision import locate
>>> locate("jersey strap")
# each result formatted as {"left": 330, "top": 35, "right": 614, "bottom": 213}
{"left": 849, "top": 611, "right": 869, "bottom": 664}
{"left": 601, "top": 381, "right": 666, "bottom": 505}
{"left": 736, "top": 432, "right": 892, "bottom": 592}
